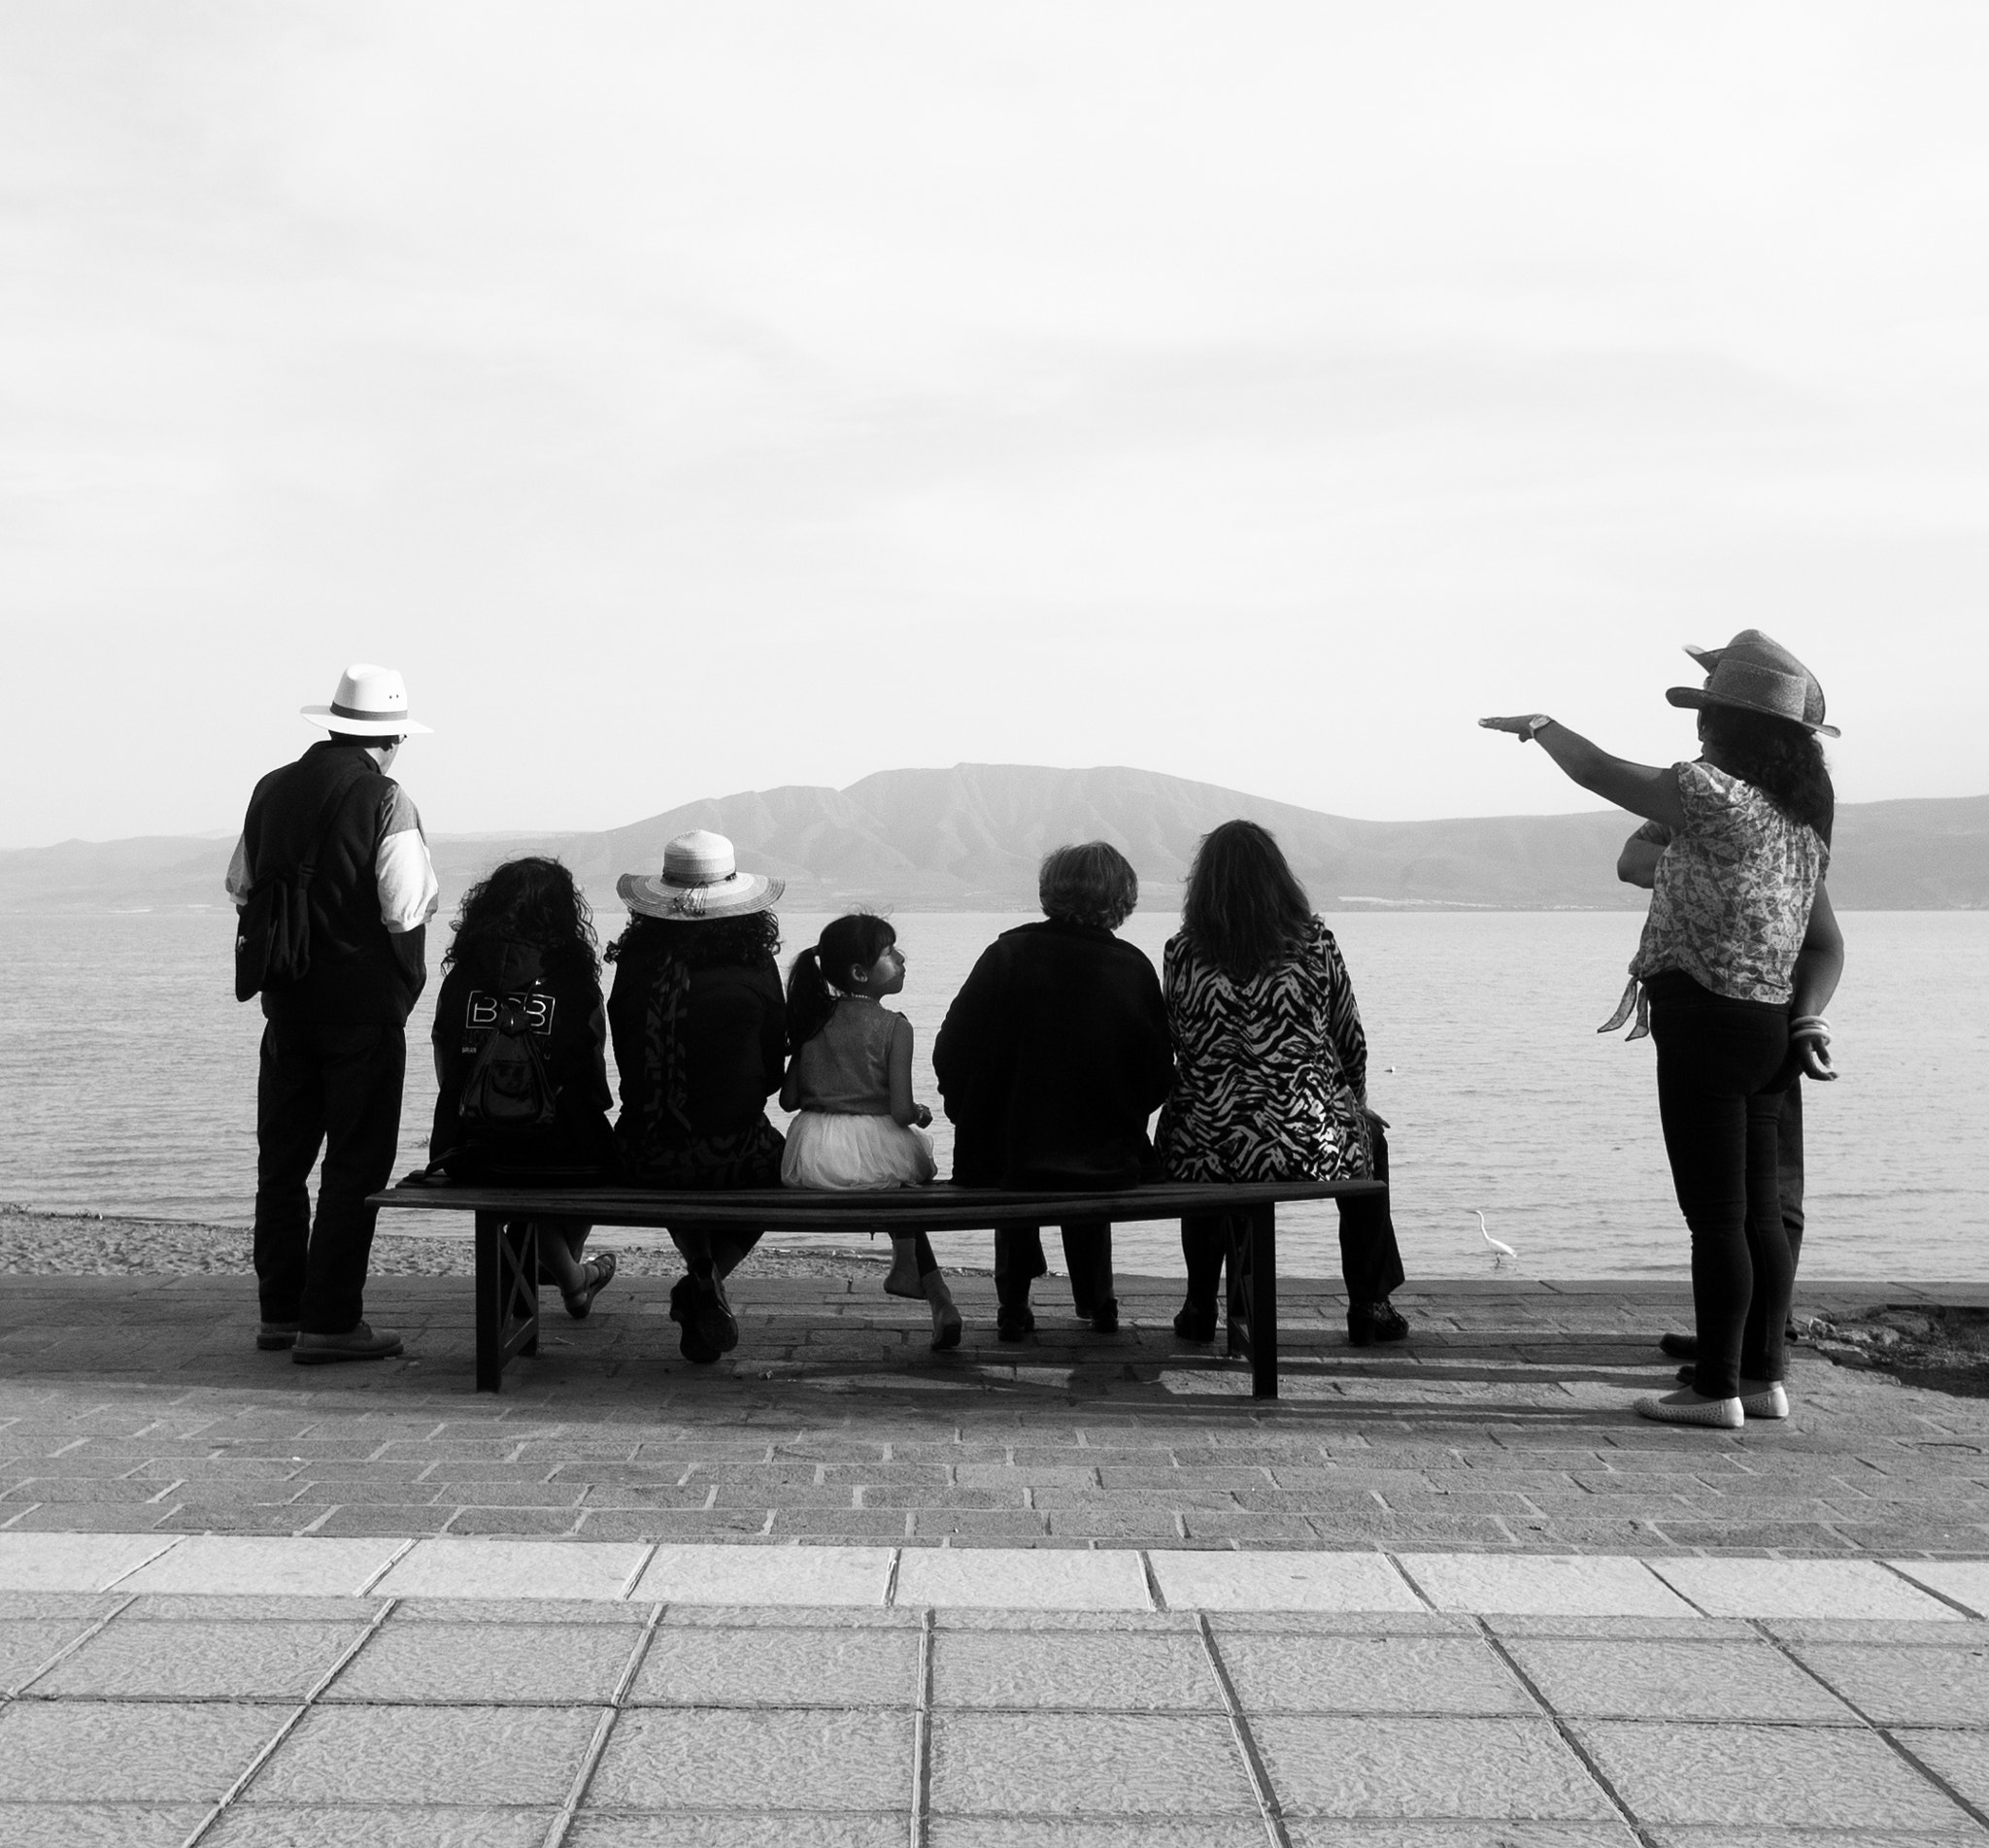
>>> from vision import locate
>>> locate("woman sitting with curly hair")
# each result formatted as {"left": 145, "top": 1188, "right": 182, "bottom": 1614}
{"left": 429, "top": 856, "right": 619, "bottom": 1318}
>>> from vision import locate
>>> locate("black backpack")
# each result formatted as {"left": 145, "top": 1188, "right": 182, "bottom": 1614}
{"left": 457, "top": 991, "right": 560, "bottom": 1136}
{"left": 233, "top": 775, "right": 360, "bottom": 1003}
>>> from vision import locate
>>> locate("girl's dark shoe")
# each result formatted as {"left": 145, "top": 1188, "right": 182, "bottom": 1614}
{"left": 562, "top": 1252, "right": 617, "bottom": 1320}
{"left": 1347, "top": 1299, "right": 1409, "bottom": 1348}
{"left": 1659, "top": 1331, "right": 1698, "bottom": 1360}
{"left": 1173, "top": 1301, "right": 1217, "bottom": 1343}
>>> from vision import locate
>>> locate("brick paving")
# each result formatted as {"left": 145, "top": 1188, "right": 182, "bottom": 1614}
{"left": 4, "top": 1269, "right": 1988, "bottom": 1555}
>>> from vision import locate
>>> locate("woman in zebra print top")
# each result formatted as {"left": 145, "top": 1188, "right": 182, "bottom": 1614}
{"left": 1156, "top": 821, "right": 1407, "bottom": 1347}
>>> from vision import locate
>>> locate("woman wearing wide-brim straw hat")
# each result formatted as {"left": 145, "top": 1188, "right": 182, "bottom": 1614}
{"left": 1481, "top": 629, "right": 1844, "bottom": 1430}
{"left": 605, "top": 829, "right": 788, "bottom": 1364}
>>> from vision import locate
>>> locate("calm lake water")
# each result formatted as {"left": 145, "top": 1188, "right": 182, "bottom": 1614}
{"left": 2, "top": 909, "right": 1983, "bottom": 1280}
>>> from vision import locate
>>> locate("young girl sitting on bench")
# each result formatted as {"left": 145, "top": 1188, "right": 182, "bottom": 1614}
{"left": 780, "top": 915, "right": 961, "bottom": 1350}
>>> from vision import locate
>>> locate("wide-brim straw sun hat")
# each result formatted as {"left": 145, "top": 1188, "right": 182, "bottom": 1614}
{"left": 1667, "top": 628, "right": 1838, "bottom": 738}
{"left": 618, "top": 829, "right": 784, "bottom": 921}
{"left": 301, "top": 662, "right": 433, "bottom": 736}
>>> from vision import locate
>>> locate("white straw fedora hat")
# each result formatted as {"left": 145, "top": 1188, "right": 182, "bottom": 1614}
{"left": 618, "top": 830, "right": 784, "bottom": 921}
{"left": 301, "top": 663, "right": 432, "bottom": 736}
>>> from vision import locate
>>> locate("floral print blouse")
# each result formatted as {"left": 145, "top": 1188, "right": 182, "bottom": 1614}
{"left": 1630, "top": 761, "right": 1828, "bottom": 1005}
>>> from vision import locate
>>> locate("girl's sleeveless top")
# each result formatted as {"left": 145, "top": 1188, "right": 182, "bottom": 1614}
{"left": 789, "top": 999, "right": 906, "bottom": 1115}
{"left": 1630, "top": 761, "right": 1828, "bottom": 1006}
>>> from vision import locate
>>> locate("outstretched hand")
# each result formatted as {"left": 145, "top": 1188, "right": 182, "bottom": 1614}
{"left": 1478, "top": 716, "right": 1538, "bottom": 740}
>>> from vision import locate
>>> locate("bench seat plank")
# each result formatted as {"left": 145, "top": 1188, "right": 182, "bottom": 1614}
{"left": 369, "top": 1178, "right": 1384, "bottom": 1400}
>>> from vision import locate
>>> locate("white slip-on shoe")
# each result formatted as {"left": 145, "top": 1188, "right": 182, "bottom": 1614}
{"left": 1739, "top": 1379, "right": 1790, "bottom": 1420}
{"left": 1635, "top": 1390, "right": 1744, "bottom": 1429}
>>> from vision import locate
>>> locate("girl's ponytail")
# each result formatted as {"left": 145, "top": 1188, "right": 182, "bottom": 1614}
{"left": 786, "top": 946, "right": 836, "bottom": 1054}
{"left": 786, "top": 914, "right": 900, "bottom": 1056}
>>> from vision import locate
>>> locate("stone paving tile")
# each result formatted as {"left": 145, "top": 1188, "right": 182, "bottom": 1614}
{"left": 0, "top": 1699, "right": 284, "bottom": 1801}
{"left": 570, "top": 1816, "right": 910, "bottom": 1848}
{"left": 1218, "top": 1633, "right": 1534, "bottom": 1715}
{"left": 1251, "top": 1715, "right": 1615, "bottom": 1822}
{"left": 325, "top": 1619, "right": 640, "bottom": 1702}
{"left": 1572, "top": 1721, "right": 1974, "bottom": 1832}
{"left": 0, "top": 1802, "right": 212, "bottom": 1847}
{"left": 203, "top": 1805, "right": 557, "bottom": 1846}
{"left": 931, "top": 1630, "right": 1218, "bottom": 1711}
{"left": 1502, "top": 1636, "right": 1858, "bottom": 1723}
{"left": 632, "top": 1624, "right": 920, "bottom": 1707}
{"left": 117, "top": 1534, "right": 405, "bottom": 1596}
{"left": 0, "top": 1617, "right": 101, "bottom": 1692}
{"left": 928, "top": 1821, "right": 1269, "bottom": 1847}
{"left": 1790, "top": 1638, "right": 1989, "bottom": 1725}
{"left": 929, "top": 1710, "right": 1254, "bottom": 1816}
{"left": 589, "top": 1708, "right": 916, "bottom": 1810}
{"left": 249, "top": 1704, "right": 599, "bottom": 1805}
{"left": 34, "top": 1617, "right": 369, "bottom": 1699}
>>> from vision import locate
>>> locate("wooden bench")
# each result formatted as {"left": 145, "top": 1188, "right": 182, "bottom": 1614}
{"left": 368, "top": 1178, "right": 1384, "bottom": 1399}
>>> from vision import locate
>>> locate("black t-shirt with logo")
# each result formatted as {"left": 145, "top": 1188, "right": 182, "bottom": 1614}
{"left": 428, "top": 937, "right": 616, "bottom": 1178}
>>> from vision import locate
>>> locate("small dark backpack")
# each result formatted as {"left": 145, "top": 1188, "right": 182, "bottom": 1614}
{"left": 234, "top": 775, "right": 359, "bottom": 1003}
{"left": 458, "top": 991, "right": 560, "bottom": 1135}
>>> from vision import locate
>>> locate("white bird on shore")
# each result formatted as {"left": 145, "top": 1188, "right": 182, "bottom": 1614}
{"left": 1475, "top": 1211, "right": 1517, "bottom": 1265}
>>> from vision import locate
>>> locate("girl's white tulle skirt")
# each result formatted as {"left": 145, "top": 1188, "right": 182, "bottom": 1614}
{"left": 782, "top": 1111, "right": 937, "bottom": 1189}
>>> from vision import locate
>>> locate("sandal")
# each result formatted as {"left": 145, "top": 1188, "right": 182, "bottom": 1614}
{"left": 561, "top": 1252, "right": 617, "bottom": 1320}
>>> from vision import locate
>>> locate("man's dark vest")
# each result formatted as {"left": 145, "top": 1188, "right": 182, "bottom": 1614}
{"left": 240, "top": 741, "right": 425, "bottom": 1025}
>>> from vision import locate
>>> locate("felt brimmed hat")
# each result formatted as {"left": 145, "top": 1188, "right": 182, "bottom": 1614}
{"left": 618, "top": 830, "right": 784, "bottom": 921}
{"left": 301, "top": 663, "right": 432, "bottom": 736}
{"left": 1667, "top": 629, "right": 1838, "bottom": 737}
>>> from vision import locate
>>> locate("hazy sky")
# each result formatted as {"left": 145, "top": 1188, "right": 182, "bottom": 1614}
{"left": 5, "top": 2, "right": 1986, "bottom": 849}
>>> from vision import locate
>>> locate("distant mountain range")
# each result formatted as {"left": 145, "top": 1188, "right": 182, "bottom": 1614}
{"left": 5, "top": 764, "right": 1986, "bottom": 914}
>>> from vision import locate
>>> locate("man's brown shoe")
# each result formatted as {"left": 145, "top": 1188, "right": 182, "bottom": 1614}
{"left": 292, "top": 1323, "right": 404, "bottom": 1365}
{"left": 257, "top": 1322, "right": 301, "bottom": 1352}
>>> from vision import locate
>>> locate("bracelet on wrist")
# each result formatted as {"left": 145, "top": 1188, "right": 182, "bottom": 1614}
{"left": 1522, "top": 714, "right": 1555, "bottom": 743}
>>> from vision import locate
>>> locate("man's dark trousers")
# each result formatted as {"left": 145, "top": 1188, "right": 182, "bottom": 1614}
{"left": 254, "top": 1022, "right": 405, "bottom": 1334}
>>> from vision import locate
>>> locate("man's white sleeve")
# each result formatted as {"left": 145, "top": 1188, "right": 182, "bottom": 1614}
{"left": 376, "top": 785, "right": 440, "bottom": 934}
{"left": 225, "top": 835, "right": 252, "bottom": 903}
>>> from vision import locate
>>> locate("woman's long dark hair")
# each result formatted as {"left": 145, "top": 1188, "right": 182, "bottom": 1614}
{"left": 787, "top": 915, "right": 897, "bottom": 1054}
{"left": 445, "top": 857, "right": 597, "bottom": 975}
{"left": 605, "top": 909, "right": 782, "bottom": 971}
{"left": 1181, "top": 821, "right": 1314, "bottom": 983}
{"left": 1699, "top": 706, "right": 1835, "bottom": 839}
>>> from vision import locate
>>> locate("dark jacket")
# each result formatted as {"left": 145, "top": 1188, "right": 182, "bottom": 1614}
{"left": 933, "top": 919, "right": 1173, "bottom": 1189}
{"left": 234, "top": 741, "right": 429, "bottom": 1025}
{"left": 429, "top": 938, "right": 617, "bottom": 1179}
{"left": 607, "top": 939, "right": 787, "bottom": 1170}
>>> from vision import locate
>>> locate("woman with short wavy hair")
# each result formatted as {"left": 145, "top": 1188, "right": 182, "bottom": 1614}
{"left": 933, "top": 841, "right": 1173, "bottom": 1340}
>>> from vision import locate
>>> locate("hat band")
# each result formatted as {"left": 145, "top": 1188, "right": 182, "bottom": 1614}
{"left": 660, "top": 869, "right": 737, "bottom": 890}
{"left": 331, "top": 700, "right": 408, "bottom": 723}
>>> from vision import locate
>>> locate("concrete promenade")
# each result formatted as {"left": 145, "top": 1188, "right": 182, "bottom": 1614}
{"left": 5, "top": 1267, "right": 1989, "bottom": 1841}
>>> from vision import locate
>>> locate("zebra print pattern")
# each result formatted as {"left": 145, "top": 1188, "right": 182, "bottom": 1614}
{"left": 1156, "top": 918, "right": 1373, "bottom": 1184}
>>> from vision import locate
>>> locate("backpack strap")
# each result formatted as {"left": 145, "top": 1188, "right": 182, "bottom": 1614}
{"left": 292, "top": 768, "right": 367, "bottom": 893}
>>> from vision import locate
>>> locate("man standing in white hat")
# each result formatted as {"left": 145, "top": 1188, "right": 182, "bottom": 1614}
{"left": 226, "top": 664, "right": 441, "bottom": 1362}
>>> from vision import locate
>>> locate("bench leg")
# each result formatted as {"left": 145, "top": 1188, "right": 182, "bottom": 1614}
{"left": 511, "top": 1219, "right": 541, "bottom": 1360}
{"left": 476, "top": 1211, "right": 504, "bottom": 1394}
{"left": 1224, "top": 1214, "right": 1247, "bottom": 1361}
{"left": 1250, "top": 1202, "right": 1278, "bottom": 1400}
{"left": 475, "top": 1214, "right": 541, "bottom": 1393}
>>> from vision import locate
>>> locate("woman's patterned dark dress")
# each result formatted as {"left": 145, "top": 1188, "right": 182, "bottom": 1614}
{"left": 1157, "top": 917, "right": 1373, "bottom": 1183}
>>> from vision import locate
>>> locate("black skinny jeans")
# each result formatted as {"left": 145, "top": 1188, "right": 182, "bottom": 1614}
{"left": 253, "top": 1020, "right": 405, "bottom": 1334}
{"left": 1646, "top": 971, "right": 1796, "bottom": 1399}
{"left": 1179, "top": 1119, "right": 1406, "bottom": 1310}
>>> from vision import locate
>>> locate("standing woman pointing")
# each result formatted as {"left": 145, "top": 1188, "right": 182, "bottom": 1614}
{"left": 1482, "top": 631, "right": 1843, "bottom": 1429}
